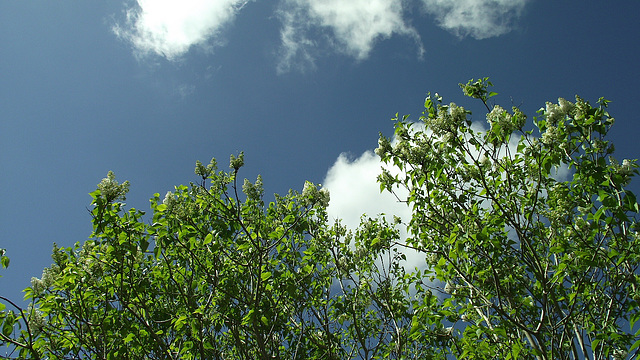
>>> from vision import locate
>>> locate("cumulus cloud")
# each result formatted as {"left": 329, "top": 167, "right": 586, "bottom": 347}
{"left": 421, "top": 0, "right": 529, "bottom": 39}
{"left": 113, "top": 0, "right": 251, "bottom": 60}
{"left": 277, "top": 0, "right": 424, "bottom": 72}
{"left": 324, "top": 151, "right": 410, "bottom": 229}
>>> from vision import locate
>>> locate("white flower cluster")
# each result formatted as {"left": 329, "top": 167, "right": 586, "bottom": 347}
{"left": 30, "top": 277, "right": 44, "bottom": 295}
{"left": 545, "top": 183, "right": 575, "bottom": 226}
{"left": 613, "top": 349, "right": 628, "bottom": 360}
{"left": 163, "top": 191, "right": 177, "bottom": 209}
{"left": 619, "top": 159, "right": 636, "bottom": 177}
{"left": 487, "top": 105, "right": 511, "bottom": 127}
{"left": 30, "top": 266, "right": 58, "bottom": 296}
{"left": 558, "top": 98, "right": 575, "bottom": 114}
{"left": 242, "top": 175, "right": 264, "bottom": 201}
{"left": 392, "top": 140, "right": 410, "bottom": 158}
{"left": 479, "top": 155, "right": 491, "bottom": 168}
{"left": 610, "top": 158, "right": 637, "bottom": 185}
{"left": 544, "top": 98, "right": 575, "bottom": 126}
{"left": 486, "top": 105, "right": 527, "bottom": 139}
{"left": 375, "top": 136, "right": 393, "bottom": 157}
{"left": 26, "top": 304, "right": 46, "bottom": 332}
{"left": 301, "top": 181, "right": 330, "bottom": 208}
{"left": 229, "top": 152, "right": 244, "bottom": 171}
{"left": 541, "top": 125, "right": 560, "bottom": 146}
{"left": 443, "top": 281, "right": 456, "bottom": 294}
{"left": 194, "top": 158, "right": 217, "bottom": 178}
{"left": 162, "top": 190, "right": 191, "bottom": 219}
{"left": 538, "top": 98, "right": 577, "bottom": 151}
{"left": 425, "top": 102, "right": 467, "bottom": 139}
{"left": 97, "top": 171, "right": 130, "bottom": 202}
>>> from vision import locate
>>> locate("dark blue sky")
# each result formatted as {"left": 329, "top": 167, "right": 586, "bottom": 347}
{"left": 1, "top": 1, "right": 639, "bottom": 301}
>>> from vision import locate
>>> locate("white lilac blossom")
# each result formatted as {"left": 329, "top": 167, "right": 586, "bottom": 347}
{"left": 620, "top": 159, "right": 635, "bottom": 176}
{"left": 302, "top": 181, "right": 330, "bottom": 208}
{"left": 541, "top": 125, "right": 560, "bottom": 146}
{"left": 611, "top": 158, "right": 637, "bottom": 185}
{"left": 97, "top": 171, "right": 130, "bottom": 202}
{"left": 512, "top": 106, "right": 527, "bottom": 129}
{"left": 162, "top": 191, "right": 174, "bottom": 205}
{"left": 30, "top": 266, "right": 59, "bottom": 296}
{"left": 163, "top": 191, "right": 179, "bottom": 213}
{"left": 30, "top": 277, "right": 45, "bottom": 295}
{"left": 558, "top": 98, "right": 575, "bottom": 115}
{"left": 544, "top": 102, "right": 564, "bottom": 125}
{"left": 242, "top": 175, "right": 264, "bottom": 201}
{"left": 543, "top": 98, "right": 575, "bottom": 126}
{"left": 426, "top": 102, "right": 467, "bottom": 137}
{"left": 486, "top": 105, "right": 513, "bottom": 134}
{"left": 479, "top": 155, "right": 491, "bottom": 168}
{"left": 229, "top": 152, "right": 244, "bottom": 171}
{"left": 26, "top": 304, "right": 46, "bottom": 332}
{"left": 375, "top": 136, "right": 392, "bottom": 157}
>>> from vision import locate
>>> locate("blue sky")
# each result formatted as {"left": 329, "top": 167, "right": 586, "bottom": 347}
{"left": 1, "top": 1, "right": 639, "bottom": 301}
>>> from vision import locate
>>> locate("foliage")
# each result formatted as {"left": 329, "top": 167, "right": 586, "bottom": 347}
{"left": 2, "top": 79, "right": 639, "bottom": 359}
{"left": 0, "top": 155, "right": 421, "bottom": 359}
{"left": 376, "top": 78, "right": 640, "bottom": 359}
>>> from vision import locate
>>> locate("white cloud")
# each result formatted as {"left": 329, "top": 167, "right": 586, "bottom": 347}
{"left": 421, "top": 0, "right": 529, "bottom": 39}
{"left": 324, "top": 151, "right": 410, "bottom": 229}
{"left": 174, "top": 83, "right": 196, "bottom": 99}
{"left": 277, "top": 0, "right": 424, "bottom": 72}
{"left": 276, "top": 8, "right": 318, "bottom": 74}
{"left": 113, "top": 0, "right": 251, "bottom": 60}
{"left": 111, "top": 0, "right": 527, "bottom": 69}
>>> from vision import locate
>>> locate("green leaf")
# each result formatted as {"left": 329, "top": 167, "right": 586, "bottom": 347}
{"left": 2, "top": 318, "right": 14, "bottom": 336}
{"left": 123, "top": 333, "right": 135, "bottom": 344}
{"left": 371, "top": 237, "right": 380, "bottom": 248}
{"left": 409, "top": 316, "right": 420, "bottom": 336}
{"left": 242, "top": 309, "right": 255, "bottom": 326}
{"left": 592, "top": 206, "right": 606, "bottom": 221}
{"left": 204, "top": 233, "right": 213, "bottom": 244}
{"left": 174, "top": 315, "right": 188, "bottom": 331}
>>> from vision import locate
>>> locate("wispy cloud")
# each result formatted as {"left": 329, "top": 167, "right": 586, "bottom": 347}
{"left": 112, "top": 0, "right": 528, "bottom": 69}
{"left": 276, "top": 0, "right": 424, "bottom": 72}
{"left": 174, "top": 83, "right": 196, "bottom": 99}
{"left": 276, "top": 8, "right": 318, "bottom": 74}
{"left": 113, "top": 0, "right": 251, "bottom": 60}
{"left": 421, "top": 0, "right": 529, "bottom": 39}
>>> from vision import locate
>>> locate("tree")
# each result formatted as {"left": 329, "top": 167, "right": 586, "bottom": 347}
{"left": 0, "top": 154, "right": 419, "bottom": 359}
{"left": 376, "top": 78, "right": 640, "bottom": 359}
{"left": 2, "top": 79, "right": 639, "bottom": 359}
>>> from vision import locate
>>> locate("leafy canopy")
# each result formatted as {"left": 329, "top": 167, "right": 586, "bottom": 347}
{"left": 376, "top": 78, "right": 640, "bottom": 359}
{"left": 1, "top": 154, "right": 415, "bottom": 359}
{"left": 1, "top": 79, "right": 639, "bottom": 360}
